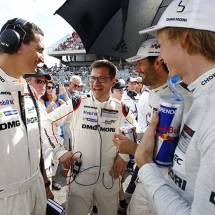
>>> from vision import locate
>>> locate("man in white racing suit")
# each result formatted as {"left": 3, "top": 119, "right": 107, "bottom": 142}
{"left": 135, "top": 0, "right": 215, "bottom": 214}
{"left": 0, "top": 18, "right": 46, "bottom": 214}
{"left": 113, "top": 38, "right": 193, "bottom": 215}
{"left": 43, "top": 60, "right": 141, "bottom": 215}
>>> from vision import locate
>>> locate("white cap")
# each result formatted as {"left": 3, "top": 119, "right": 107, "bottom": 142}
{"left": 139, "top": 0, "right": 215, "bottom": 37}
{"left": 127, "top": 77, "right": 137, "bottom": 82}
{"left": 126, "top": 39, "right": 160, "bottom": 63}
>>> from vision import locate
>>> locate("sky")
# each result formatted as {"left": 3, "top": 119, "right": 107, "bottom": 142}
{"left": 0, "top": 0, "right": 74, "bottom": 67}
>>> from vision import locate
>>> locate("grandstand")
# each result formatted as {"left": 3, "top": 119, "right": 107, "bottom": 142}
{"left": 47, "top": 32, "right": 137, "bottom": 88}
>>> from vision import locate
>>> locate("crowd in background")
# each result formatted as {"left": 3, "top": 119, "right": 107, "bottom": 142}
{"left": 54, "top": 32, "right": 84, "bottom": 52}
{"left": 42, "top": 62, "right": 138, "bottom": 90}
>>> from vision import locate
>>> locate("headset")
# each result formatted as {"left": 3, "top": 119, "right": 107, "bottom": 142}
{"left": 0, "top": 18, "right": 28, "bottom": 54}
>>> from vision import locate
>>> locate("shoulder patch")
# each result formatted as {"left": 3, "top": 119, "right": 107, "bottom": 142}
{"left": 121, "top": 102, "right": 130, "bottom": 117}
{"left": 71, "top": 96, "right": 82, "bottom": 110}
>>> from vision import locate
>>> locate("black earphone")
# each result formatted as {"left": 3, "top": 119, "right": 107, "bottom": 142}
{"left": 127, "top": 90, "right": 137, "bottom": 100}
{"left": 0, "top": 18, "right": 28, "bottom": 54}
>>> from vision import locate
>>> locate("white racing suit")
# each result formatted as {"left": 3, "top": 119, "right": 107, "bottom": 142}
{"left": 128, "top": 82, "right": 194, "bottom": 215}
{"left": 44, "top": 95, "right": 140, "bottom": 215}
{"left": 134, "top": 68, "right": 215, "bottom": 214}
{"left": 0, "top": 69, "right": 46, "bottom": 215}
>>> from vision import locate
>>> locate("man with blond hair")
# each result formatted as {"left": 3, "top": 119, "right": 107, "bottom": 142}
{"left": 134, "top": 0, "right": 215, "bottom": 214}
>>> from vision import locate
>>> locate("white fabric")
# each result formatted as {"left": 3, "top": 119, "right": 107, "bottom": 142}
{"left": 43, "top": 95, "right": 140, "bottom": 214}
{"left": 122, "top": 91, "right": 138, "bottom": 119}
{"left": 139, "top": 0, "right": 215, "bottom": 37}
{"left": 0, "top": 69, "right": 46, "bottom": 215}
{"left": 137, "top": 69, "right": 215, "bottom": 214}
{"left": 137, "top": 89, "right": 150, "bottom": 129}
{"left": 128, "top": 81, "right": 193, "bottom": 215}
{"left": 126, "top": 39, "right": 160, "bottom": 63}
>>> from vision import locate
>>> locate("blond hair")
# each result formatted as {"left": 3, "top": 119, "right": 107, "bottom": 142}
{"left": 160, "top": 27, "right": 215, "bottom": 61}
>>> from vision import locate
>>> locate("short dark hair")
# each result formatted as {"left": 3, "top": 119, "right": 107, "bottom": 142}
{"left": 147, "top": 56, "right": 169, "bottom": 74}
{"left": 0, "top": 18, "right": 44, "bottom": 54}
{"left": 90, "top": 59, "right": 117, "bottom": 80}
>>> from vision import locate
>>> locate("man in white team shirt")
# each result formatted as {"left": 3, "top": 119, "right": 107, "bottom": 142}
{"left": 113, "top": 38, "right": 193, "bottom": 214}
{"left": 24, "top": 67, "right": 54, "bottom": 199}
{"left": 134, "top": 0, "right": 215, "bottom": 214}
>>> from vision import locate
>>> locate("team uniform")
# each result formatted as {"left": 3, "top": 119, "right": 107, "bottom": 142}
{"left": 122, "top": 90, "right": 138, "bottom": 119}
{"left": 137, "top": 88, "right": 150, "bottom": 129}
{"left": 0, "top": 69, "right": 46, "bottom": 215}
{"left": 44, "top": 95, "right": 141, "bottom": 215}
{"left": 128, "top": 82, "right": 193, "bottom": 215}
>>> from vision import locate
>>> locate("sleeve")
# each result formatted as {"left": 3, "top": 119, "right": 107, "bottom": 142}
{"left": 43, "top": 99, "right": 74, "bottom": 160}
{"left": 139, "top": 122, "right": 215, "bottom": 215}
{"left": 138, "top": 164, "right": 191, "bottom": 215}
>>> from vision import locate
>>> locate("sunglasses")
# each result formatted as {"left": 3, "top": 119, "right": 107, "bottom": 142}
{"left": 71, "top": 82, "right": 79, "bottom": 87}
{"left": 35, "top": 79, "right": 47, "bottom": 85}
{"left": 137, "top": 82, "right": 142, "bottom": 84}
{"left": 46, "top": 86, "right": 55, "bottom": 90}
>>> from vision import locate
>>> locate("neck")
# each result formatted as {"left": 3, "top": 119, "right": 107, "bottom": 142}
{"left": 181, "top": 54, "right": 215, "bottom": 85}
{"left": 0, "top": 54, "right": 27, "bottom": 79}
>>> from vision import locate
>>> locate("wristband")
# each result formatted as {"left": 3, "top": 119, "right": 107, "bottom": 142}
{"left": 45, "top": 180, "right": 51, "bottom": 187}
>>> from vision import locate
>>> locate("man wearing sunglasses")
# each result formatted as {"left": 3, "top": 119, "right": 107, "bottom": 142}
{"left": 59, "top": 75, "right": 82, "bottom": 99}
{"left": 43, "top": 59, "right": 142, "bottom": 215}
{"left": 24, "top": 67, "right": 54, "bottom": 198}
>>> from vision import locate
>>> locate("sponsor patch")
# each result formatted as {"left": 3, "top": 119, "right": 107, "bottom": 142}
{"left": 3, "top": 110, "right": 18, "bottom": 116}
{"left": 102, "top": 119, "right": 116, "bottom": 124}
{"left": 84, "top": 105, "right": 97, "bottom": 109}
{"left": 0, "top": 99, "right": 14, "bottom": 106}
{"left": 83, "top": 110, "right": 97, "bottom": 116}
{"left": 101, "top": 108, "right": 118, "bottom": 118}
{"left": 83, "top": 117, "right": 98, "bottom": 123}
{"left": 28, "top": 106, "right": 35, "bottom": 113}
{"left": 0, "top": 91, "right": 11, "bottom": 95}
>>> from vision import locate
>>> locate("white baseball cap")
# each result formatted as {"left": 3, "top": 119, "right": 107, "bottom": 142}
{"left": 139, "top": 0, "right": 215, "bottom": 37}
{"left": 127, "top": 77, "right": 137, "bottom": 83}
{"left": 126, "top": 39, "right": 160, "bottom": 63}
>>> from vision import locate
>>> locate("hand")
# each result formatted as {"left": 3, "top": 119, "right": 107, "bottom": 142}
{"left": 45, "top": 186, "right": 54, "bottom": 200}
{"left": 113, "top": 134, "right": 137, "bottom": 154}
{"left": 59, "top": 83, "right": 66, "bottom": 95}
{"left": 50, "top": 100, "right": 57, "bottom": 109}
{"left": 135, "top": 113, "right": 158, "bottom": 168}
{"left": 52, "top": 88, "right": 57, "bottom": 99}
{"left": 59, "top": 151, "right": 79, "bottom": 169}
{"left": 109, "top": 154, "right": 128, "bottom": 179}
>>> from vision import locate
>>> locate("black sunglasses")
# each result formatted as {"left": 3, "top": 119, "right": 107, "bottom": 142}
{"left": 46, "top": 86, "right": 55, "bottom": 90}
{"left": 35, "top": 79, "right": 47, "bottom": 85}
{"left": 71, "top": 82, "right": 78, "bottom": 87}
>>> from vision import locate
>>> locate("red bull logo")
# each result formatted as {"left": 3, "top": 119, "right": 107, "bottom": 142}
{"left": 158, "top": 133, "right": 174, "bottom": 140}
{"left": 157, "top": 125, "right": 180, "bottom": 134}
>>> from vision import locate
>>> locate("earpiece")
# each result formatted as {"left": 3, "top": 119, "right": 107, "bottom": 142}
{"left": 0, "top": 18, "right": 28, "bottom": 54}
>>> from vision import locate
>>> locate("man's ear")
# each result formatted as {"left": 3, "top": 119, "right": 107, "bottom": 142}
{"left": 112, "top": 78, "right": 116, "bottom": 87}
{"left": 154, "top": 56, "right": 163, "bottom": 69}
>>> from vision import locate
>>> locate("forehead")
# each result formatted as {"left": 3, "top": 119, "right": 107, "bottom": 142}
{"left": 31, "top": 34, "right": 45, "bottom": 50}
{"left": 138, "top": 58, "right": 149, "bottom": 64}
{"left": 72, "top": 79, "right": 81, "bottom": 84}
{"left": 91, "top": 67, "right": 110, "bottom": 76}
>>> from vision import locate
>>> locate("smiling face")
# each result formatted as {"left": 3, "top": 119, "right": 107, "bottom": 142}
{"left": 157, "top": 30, "right": 186, "bottom": 79}
{"left": 19, "top": 33, "right": 45, "bottom": 75}
{"left": 135, "top": 58, "right": 158, "bottom": 88}
{"left": 89, "top": 67, "right": 115, "bottom": 102}
{"left": 27, "top": 76, "right": 47, "bottom": 97}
